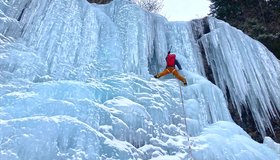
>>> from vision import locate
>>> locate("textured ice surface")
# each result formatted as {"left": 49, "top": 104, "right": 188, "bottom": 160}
{"left": 192, "top": 121, "right": 279, "bottom": 160}
{"left": 201, "top": 18, "right": 280, "bottom": 136}
{"left": 0, "top": 0, "right": 279, "bottom": 159}
{"left": 1, "top": 74, "right": 278, "bottom": 160}
{"left": 264, "top": 137, "right": 280, "bottom": 156}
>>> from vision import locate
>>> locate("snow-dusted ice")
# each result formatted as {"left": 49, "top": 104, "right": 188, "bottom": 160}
{"left": 0, "top": 0, "right": 279, "bottom": 159}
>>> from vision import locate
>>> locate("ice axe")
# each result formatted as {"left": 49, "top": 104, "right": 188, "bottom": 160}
{"left": 168, "top": 46, "right": 172, "bottom": 54}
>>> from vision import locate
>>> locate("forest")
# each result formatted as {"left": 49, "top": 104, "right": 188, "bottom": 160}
{"left": 210, "top": 0, "right": 280, "bottom": 59}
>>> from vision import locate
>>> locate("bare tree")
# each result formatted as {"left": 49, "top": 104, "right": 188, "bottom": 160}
{"left": 87, "top": 0, "right": 164, "bottom": 13}
{"left": 134, "top": 0, "right": 164, "bottom": 13}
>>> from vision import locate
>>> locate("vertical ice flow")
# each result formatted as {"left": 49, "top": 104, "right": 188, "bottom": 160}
{"left": 201, "top": 18, "right": 280, "bottom": 136}
{"left": 0, "top": 0, "right": 279, "bottom": 159}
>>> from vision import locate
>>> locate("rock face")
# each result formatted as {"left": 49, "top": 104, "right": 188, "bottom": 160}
{"left": 87, "top": 0, "right": 112, "bottom": 4}
{"left": 227, "top": 92, "right": 280, "bottom": 143}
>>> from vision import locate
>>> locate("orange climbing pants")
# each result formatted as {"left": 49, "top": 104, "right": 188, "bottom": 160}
{"left": 156, "top": 67, "right": 187, "bottom": 84}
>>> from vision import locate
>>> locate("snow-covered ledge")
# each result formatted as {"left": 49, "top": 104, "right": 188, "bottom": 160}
{"left": 264, "top": 137, "right": 280, "bottom": 156}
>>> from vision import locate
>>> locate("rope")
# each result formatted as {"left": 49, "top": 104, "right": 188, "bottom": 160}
{"left": 179, "top": 81, "right": 188, "bottom": 135}
{"left": 178, "top": 81, "right": 195, "bottom": 160}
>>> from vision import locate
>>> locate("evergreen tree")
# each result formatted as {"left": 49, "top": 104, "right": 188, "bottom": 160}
{"left": 210, "top": 0, "right": 280, "bottom": 59}
{"left": 210, "top": 0, "right": 242, "bottom": 20}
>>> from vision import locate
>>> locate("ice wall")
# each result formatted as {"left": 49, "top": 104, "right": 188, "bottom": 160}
{"left": 165, "top": 22, "right": 205, "bottom": 76}
{"left": 0, "top": 0, "right": 280, "bottom": 159}
{"left": 158, "top": 15, "right": 280, "bottom": 139}
{"left": 0, "top": 0, "right": 207, "bottom": 81}
{"left": 2, "top": 73, "right": 276, "bottom": 160}
{"left": 200, "top": 18, "right": 280, "bottom": 136}
{"left": 1, "top": 0, "right": 123, "bottom": 81}
{"left": 101, "top": 0, "right": 168, "bottom": 76}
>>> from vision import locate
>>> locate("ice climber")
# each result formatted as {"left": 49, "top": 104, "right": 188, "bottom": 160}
{"left": 154, "top": 51, "right": 187, "bottom": 86}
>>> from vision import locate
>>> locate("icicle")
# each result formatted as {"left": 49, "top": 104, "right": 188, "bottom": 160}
{"left": 201, "top": 17, "right": 280, "bottom": 136}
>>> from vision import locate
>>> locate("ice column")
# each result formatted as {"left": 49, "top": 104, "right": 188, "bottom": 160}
{"left": 200, "top": 17, "right": 280, "bottom": 136}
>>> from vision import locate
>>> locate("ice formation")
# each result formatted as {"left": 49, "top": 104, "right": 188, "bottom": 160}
{"left": 0, "top": 0, "right": 279, "bottom": 159}
{"left": 200, "top": 18, "right": 280, "bottom": 136}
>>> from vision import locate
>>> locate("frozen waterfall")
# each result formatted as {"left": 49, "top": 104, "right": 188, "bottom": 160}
{"left": 0, "top": 0, "right": 279, "bottom": 159}
{"left": 200, "top": 18, "right": 280, "bottom": 137}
